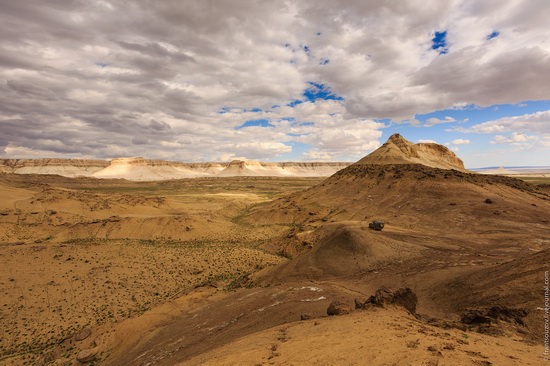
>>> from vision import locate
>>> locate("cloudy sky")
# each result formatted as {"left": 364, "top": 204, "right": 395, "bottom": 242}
{"left": 1, "top": 0, "right": 549, "bottom": 167}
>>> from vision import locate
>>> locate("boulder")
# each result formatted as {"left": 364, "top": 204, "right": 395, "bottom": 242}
{"left": 327, "top": 301, "right": 352, "bottom": 316}
{"left": 368, "top": 220, "right": 385, "bottom": 231}
{"left": 76, "top": 348, "right": 98, "bottom": 363}
{"left": 75, "top": 327, "right": 92, "bottom": 341}
{"left": 362, "top": 287, "right": 418, "bottom": 315}
{"left": 461, "top": 306, "right": 528, "bottom": 326}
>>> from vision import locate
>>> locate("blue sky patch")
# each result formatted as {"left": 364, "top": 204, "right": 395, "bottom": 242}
{"left": 235, "top": 119, "right": 274, "bottom": 129}
{"left": 487, "top": 31, "right": 500, "bottom": 40}
{"left": 95, "top": 62, "right": 109, "bottom": 68}
{"left": 287, "top": 99, "right": 303, "bottom": 107}
{"left": 273, "top": 141, "right": 311, "bottom": 162}
{"left": 432, "top": 31, "right": 448, "bottom": 54}
{"left": 304, "top": 82, "right": 344, "bottom": 102}
{"left": 218, "top": 106, "right": 232, "bottom": 114}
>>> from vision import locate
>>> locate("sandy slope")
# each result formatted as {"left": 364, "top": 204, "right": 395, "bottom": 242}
{"left": 183, "top": 307, "right": 544, "bottom": 366}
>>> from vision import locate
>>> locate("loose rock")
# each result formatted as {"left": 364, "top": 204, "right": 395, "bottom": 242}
{"left": 76, "top": 348, "right": 98, "bottom": 363}
{"left": 368, "top": 220, "right": 385, "bottom": 231}
{"left": 327, "top": 301, "right": 352, "bottom": 316}
{"left": 75, "top": 327, "right": 92, "bottom": 341}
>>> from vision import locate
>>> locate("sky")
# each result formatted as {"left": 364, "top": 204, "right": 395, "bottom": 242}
{"left": 0, "top": 0, "right": 549, "bottom": 168}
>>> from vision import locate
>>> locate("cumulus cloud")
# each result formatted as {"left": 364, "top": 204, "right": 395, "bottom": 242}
{"left": 0, "top": 1, "right": 549, "bottom": 160}
{"left": 424, "top": 117, "right": 456, "bottom": 127}
{"left": 452, "top": 139, "right": 470, "bottom": 145}
{"left": 491, "top": 132, "right": 538, "bottom": 145}
{"left": 453, "top": 110, "right": 550, "bottom": 134}
{"left": 417, "top": 139, "right": 437, "bottom": 144}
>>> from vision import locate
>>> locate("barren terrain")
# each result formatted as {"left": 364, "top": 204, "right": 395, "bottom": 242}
{"left": 1, "top": 135, "right": 549, "bottom": 366}
{"left": 0, "top": 174, "right": 319, "bottom": 365}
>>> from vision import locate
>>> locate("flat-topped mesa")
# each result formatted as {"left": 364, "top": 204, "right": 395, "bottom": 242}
{"left": 217, "top": 160, "right": 351, "bottom": 177}
{"left": 0, "top": 158, "right": 351, "bottom": 180}
{"left": 109, "top": 157, "right": 149, "bottom": 166}
{"left": 0, "top": 158, "right": 109, "bottom": 176}
{"left": 356, "top": 133, "right": 465, "bottom": 171}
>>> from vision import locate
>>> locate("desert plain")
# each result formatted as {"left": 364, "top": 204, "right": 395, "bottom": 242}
{"left": 0, "top": 134, "right": 549, "bottom": 366}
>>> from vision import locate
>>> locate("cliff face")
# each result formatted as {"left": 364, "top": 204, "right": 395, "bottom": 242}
{"left": 0, "top": 159, "right": 109, "bottom": 177}
{"left": 0, "top": 158, "right": 351, "bottom": 180}
{"left": 356, "top": 134, "right": 465, "bottom": 170}
{"left": 217, "top": 161, "right": 351, "bottom": 177}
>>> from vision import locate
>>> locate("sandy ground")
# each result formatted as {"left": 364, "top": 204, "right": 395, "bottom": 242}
{"left": 0, "top": 166, "right": 549, "bottom": 366}
{"left": 0, "top": 174, "right": 318, "bottom": 365}
{"left": 184, "top": 307, "right": 545, "bottom": 366}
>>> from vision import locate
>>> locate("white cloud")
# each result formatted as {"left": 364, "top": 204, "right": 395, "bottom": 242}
{"left": 454, "top": 110, "right": 550, "bottom": 134}
{"left": 452, "top": 139, "right": 470, "bottom": 145}
{"left": 424, "top": 116, "right": 456, "bottom": 127}
{"left": 1, "top": 1, "right": 549, "bottom": 160}
{"left": 491, "top": 132, "right": 538, "bottom": 145}
{"left": 417, "top": 139, "right": 437, "bottom": 143}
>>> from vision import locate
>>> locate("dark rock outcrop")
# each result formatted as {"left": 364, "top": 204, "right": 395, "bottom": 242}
{"left": 368, "top": 220, "right": 384, "bottom": 231}
{"left": 327, "top": 301, "right": 352, "bottom": 316}
{"left": 359, "top": 287, "right": 418, "bottom": 315}
{"left": 461, "top": 306, "right": 528, "bottom": 326}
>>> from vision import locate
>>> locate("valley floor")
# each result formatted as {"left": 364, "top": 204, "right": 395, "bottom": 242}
{"left": 0, "top": 172, "right": 548, "bottom": 365}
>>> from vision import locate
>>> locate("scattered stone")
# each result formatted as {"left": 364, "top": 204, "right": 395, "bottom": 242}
{"left": 442, "top": 343, "right": 455, "bottom": 350}
{"left": 461, "top": 306, "right": 528, "bottom": 326}
{"left": 427, "top": 345, "right": 442, "bottom": 356}
{"left": 76, "top": 348, "right": 98, "bottom": 363}
{"left": 300, "top": 313, "right": 313, "bottom": 321}
{"left": 427, "top": 345, "right": 439, "bottom": 352}
{"left": 368, "top": 220, "right": 385, "bottom": 231}
{"left": 361, "top": 287, "right": 418, "bottom": 315}
{"left": 354, "top": 298, "right": 365, "bottom": 309}
{"left": 75, "top": 327, "right": 92, "bottom": 341}
{"left": 327, "top": 301, "right": 352, "bottom": 316}
{"left": 484, "top": 198, "right": 493, "bottom": 204}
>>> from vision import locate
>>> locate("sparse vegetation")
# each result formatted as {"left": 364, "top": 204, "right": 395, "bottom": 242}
{"left": 0, "top": 175, "right": 311, "bottom": 363}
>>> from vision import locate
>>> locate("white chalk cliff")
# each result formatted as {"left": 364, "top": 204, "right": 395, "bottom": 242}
{"left": 0, "top": 158, "right": 351, "bottom": 181}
